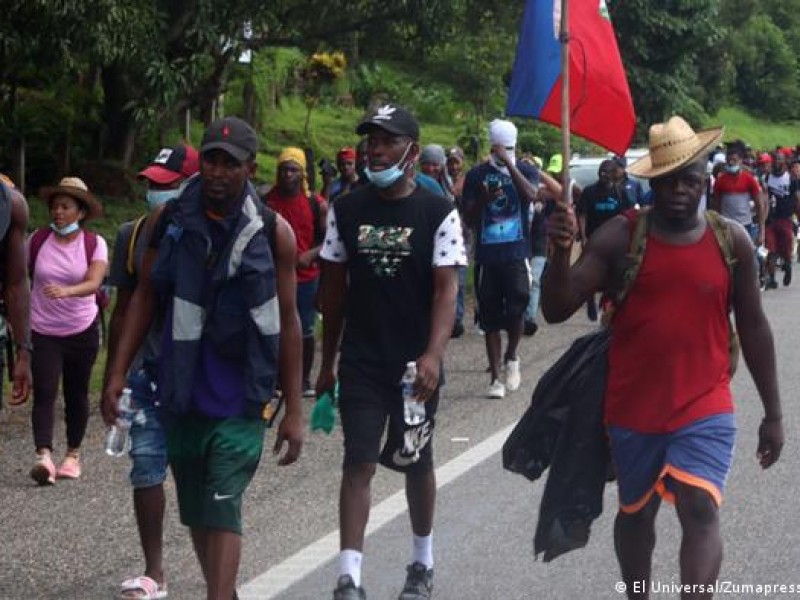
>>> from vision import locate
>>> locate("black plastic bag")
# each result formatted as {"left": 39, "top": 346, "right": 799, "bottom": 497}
{"left": 503, "top": 329, "right": 611, "bottom": 561}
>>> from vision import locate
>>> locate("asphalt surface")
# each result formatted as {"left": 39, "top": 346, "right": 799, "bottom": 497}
{"left": 0, "top": 284, "right": 797, "bottom": 600}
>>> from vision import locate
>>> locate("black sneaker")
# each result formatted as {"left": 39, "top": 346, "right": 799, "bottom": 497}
{"left": 398, "top": 562, "right": 434, "bottom": 600}
{"left": 334, "top": 575, "right": 366, "bottom": 600}
{"left": 523, "top": 319, "right": 538, "bottom": 336}
{"left": 784, "top": 263, "right": 792, "bottom": 286}
{"left": 767, "top": 278, "right": 779, "bottom": 290}
{"left": 450, "top": 321, "right": 465, "bottom": 339}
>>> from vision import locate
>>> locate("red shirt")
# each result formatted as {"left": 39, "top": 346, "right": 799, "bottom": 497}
{"left": 712, "top": 169, "right": 761, "bottom": 225}
{"left": 265, "top": 189, "right": 323, "bottom": 283}
{"left": 605, "top": 226, "right": 734, "bottom": 432}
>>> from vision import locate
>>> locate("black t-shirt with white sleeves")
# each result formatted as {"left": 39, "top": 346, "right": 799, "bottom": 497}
{"left": 321, "top": 183, "right": 467, "bottom": 385}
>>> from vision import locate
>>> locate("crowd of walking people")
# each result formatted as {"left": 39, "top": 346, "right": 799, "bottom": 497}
{"left": 0, "top": 106, "right": 788, "bottom": 599}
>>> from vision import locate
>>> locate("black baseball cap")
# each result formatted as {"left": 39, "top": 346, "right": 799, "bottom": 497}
{"left": 201, "top": 116, "right": 259, "bottom": 162}
{"left": 356, "top": 104, "right": 419, "bottom": 140}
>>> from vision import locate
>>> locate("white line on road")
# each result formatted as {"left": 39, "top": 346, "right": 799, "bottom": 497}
{"left": 238, "top": 423, "right": 515, "bottom": 599}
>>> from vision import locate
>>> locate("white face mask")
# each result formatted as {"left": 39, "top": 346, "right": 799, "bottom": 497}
{"left": 50, "top": 221, "right": 80, "bottom": 236}
{"left": 489, "top": 148, "right": 516, "bottom": 174}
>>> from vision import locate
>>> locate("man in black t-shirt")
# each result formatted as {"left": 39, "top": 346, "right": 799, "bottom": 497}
{"left": 576, "top": 159, "right": 631, "bottom": 321}
{"left": 317, "top": 104, "right": 466, "bottom": 600}
{"left": 577, "top": 159, "right": 632, "bottom": 240}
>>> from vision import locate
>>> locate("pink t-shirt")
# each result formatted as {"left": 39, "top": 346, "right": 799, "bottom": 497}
{"left": 30, "top": 230, "right": 109, "bottom": 336}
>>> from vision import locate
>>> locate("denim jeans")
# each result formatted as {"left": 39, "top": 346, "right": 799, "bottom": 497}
{"left": 524, "top": 256, "right": 547, "bottom": 322}
{"left": 128, "top": 368, "right": 167, "bottom": 489}
{"left": 455, "top": 266, "right": 467, "bottom": 325}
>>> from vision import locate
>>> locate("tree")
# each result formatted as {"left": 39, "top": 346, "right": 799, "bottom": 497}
{"left": 730, "top": 15, "right": 800, "bottom": 119}
{"left": 609, "top": 0, "right": 726, "bottom": 130}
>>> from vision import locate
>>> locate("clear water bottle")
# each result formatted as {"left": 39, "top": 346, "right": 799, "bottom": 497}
{"left": 401, "top": 361, "right": 426, "bottom": 426}
{"left": 105, "top": 388, "right": 135, "bottom": 457}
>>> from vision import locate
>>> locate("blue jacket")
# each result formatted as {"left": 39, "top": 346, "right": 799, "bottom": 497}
{"left": 151, "top": 178, "right": 280, "bottom": 418}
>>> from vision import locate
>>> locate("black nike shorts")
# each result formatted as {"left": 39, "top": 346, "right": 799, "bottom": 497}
{"left": 338, "top": 373, "right": 439, "bottom": 474}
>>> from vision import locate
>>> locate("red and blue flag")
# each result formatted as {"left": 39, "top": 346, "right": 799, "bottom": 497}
{"left": 506, "top": 0, "right": 635, "bottom": 156}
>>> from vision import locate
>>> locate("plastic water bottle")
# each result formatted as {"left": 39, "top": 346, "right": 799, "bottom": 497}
{"left": 401, "top": 362, "right": 425, "bottom": 426}
{"left": 105, "top": 388, "right": 135, "bottom": 457}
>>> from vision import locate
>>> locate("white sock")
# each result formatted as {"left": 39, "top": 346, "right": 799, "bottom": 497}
{"left": 412, "top": 533, "right": 434, "bottom": 568}
{"left": 339, "top": 549, "right": 363, "bottom": 587}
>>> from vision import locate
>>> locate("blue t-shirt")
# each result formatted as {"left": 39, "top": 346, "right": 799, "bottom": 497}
{"left": 415, "top": 172, "right": 445, "bottom": 197}
{"left": 462, "top": 162, "right": 539, "bottom": 265}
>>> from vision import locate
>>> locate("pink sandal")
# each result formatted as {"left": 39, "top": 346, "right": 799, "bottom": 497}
{"left": 119, "top": 575, "right": 167, "bottom": 599}
{"left": 56, "top": 454, "right": 81, "bottom": 480}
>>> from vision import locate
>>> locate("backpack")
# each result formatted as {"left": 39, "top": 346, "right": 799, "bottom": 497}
{"left": 28, "top": 228, "right": 111, "bottom": 340}
{"left": 126, "top": 215, "right": 149, "bottom": 276}
{"left": 611, "top": 208, "right": 739, "bottom": 375}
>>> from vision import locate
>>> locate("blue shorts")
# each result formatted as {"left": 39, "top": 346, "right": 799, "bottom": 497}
{"left": 297, "top": 278, "right": 319, "bottom": 338}
{"left": 609, "top": 413, "right": 736, "bottom": 513}
{"left": 128, "top": 368, "right": 168, "bottom": 489}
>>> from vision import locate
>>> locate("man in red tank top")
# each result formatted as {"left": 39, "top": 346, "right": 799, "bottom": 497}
{"left": 266, "top": 147, "right": 328, "bottom": 398}
{"left": 541, "top": 116, "right": 783, "bottom": 599}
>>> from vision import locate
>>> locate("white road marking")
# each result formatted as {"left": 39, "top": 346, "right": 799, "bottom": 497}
{"left": 238, "top": 423, "right": 515, "bottom": 599}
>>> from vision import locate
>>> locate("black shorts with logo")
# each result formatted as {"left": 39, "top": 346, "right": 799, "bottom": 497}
{"left": 476, "top": 259, "right": 531, "bottom": 332}
{"left": 338, "top": 373, "right": 439, "bottom": 474}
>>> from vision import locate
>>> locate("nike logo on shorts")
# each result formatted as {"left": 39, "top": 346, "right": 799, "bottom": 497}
{"left": 213, "top": 492, "right": 233, "bottom": 501}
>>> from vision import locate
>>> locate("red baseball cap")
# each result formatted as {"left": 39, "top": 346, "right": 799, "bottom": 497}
{"left": 139, "top": 144, "right": 199, "bottom": 184}
{"left": 758, "top": 152, "right": 773, "bottom": 164}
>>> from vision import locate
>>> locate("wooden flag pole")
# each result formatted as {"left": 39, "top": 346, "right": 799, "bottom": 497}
{"left": 560, "top": 0, "right": 572, "bottom": 206}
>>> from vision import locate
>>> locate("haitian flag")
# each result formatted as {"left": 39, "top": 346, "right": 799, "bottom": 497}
{"left": 506, "top": 0, "right": 635, "bottom": 156}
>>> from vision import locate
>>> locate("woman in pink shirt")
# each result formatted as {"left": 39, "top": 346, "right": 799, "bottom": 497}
{"left": 29, "top": 177, "right": 108, "bottom": 485}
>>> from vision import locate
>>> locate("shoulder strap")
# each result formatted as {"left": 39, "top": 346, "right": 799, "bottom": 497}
{"left": 704, "top": 210, "right": 737, "bottom": 279}
{"left": 705, "top": 210, "right": 738, "bottom": 306}
{"left": 261, "top": 204, "right": 278, "bottom": 258}
{"left": 704, "top": 209, "right": 740, "bottom": 375}
{"left": 0, "top": 182, "right": 12, "bottom": 243}
{"left": 615, "top": 209, "right": 651, "bottom": 307}
{"left": 28, "top": 228, "right": 53, "bottom": 277}
{"left": 126, "top": 215, "right": 148, "bottom": 276}
{"left": 83, "top": 229, "right": 98, "bottom": 266}
{"left": 307, "top": 194, "right": 323, "bottom": 246}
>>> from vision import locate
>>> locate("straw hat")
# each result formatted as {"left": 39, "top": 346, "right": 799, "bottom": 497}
{"left": 39, "top": 177, "right": 103, "bottom": 221}
{"left": 627, "top": 116, "right": 724, "bottom": 179}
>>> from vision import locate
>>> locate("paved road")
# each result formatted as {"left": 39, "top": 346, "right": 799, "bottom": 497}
{"left": 0, "top": 285, "right": 797, "bottom": 599}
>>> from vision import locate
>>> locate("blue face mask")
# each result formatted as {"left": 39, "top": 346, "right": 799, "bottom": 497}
{"left": 50, "top": 221, "right": 80, "bottom": 236}
{"left": 726, "top": 164, "right": 741, "bottom": 174}
{"left": 146, "top": 183, "right": 185, "bottom": 211}
{"left": 365, "top": 143, "right": 413, "bottom": 189}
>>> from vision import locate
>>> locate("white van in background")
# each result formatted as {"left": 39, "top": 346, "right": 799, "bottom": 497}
{"left": 568, "top": 148, "right": 650, "bottom": 192}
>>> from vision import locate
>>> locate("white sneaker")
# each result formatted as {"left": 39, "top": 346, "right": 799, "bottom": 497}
{"left": 487, "top": 379, "right": 506, "bottom": 399}
{"left": 505, "top": 358, "right": 521, "bottom": 391}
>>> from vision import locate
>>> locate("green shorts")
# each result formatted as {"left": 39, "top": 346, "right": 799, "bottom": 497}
{"left": 166, "top": 416, "right": 266, "bottom": 534}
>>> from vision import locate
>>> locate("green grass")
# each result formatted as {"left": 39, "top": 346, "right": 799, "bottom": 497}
{"left": 255, "top": 97, "right": 469, "bottom": 183}
{"left": 706, "top": 106, "right": 800, "bottom": 150}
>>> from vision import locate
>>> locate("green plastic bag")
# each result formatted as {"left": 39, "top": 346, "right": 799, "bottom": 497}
{"left": 310, "top": 382, "right": 338, "bottom": 434}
